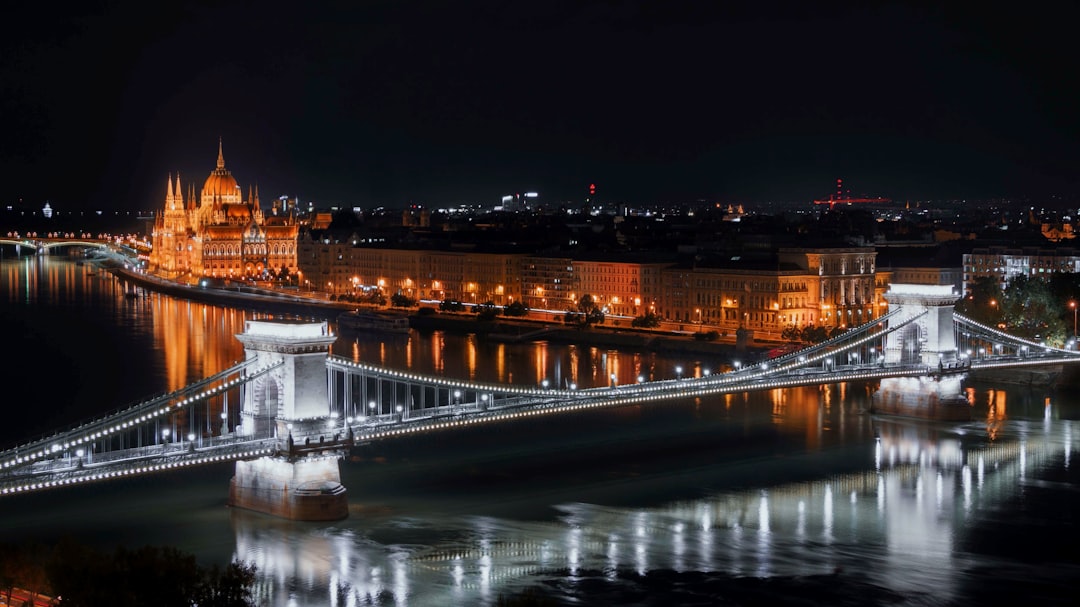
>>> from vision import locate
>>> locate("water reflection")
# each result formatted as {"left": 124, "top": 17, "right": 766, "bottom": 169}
{"left": 227, "top": 413, "right": 1076, "bottom": 606}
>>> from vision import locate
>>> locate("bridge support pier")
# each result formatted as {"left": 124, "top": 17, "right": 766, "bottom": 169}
{"left": 870, "top": 376, "right": 970, "bottom": 421}
{"left": 228, "top": 454, "right": 348, "bottom": 521}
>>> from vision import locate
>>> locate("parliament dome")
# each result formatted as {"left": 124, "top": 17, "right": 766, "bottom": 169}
{"left": 201, "top": 139, "right": 242, "bottom": 203}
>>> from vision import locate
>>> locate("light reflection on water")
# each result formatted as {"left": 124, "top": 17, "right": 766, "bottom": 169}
{"left": 2, "top": 256, "right": 1079, "bottom": 605}
{"left": 220, "top": 414, "right": 1077, "bottom": 606}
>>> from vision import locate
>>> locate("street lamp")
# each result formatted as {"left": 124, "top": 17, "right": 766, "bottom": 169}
{"left": 369, "top": 400, "right": 377, "bottom": 417}
{"left": 1071, "top": 300, "right": 1077, "bottom": 338}
{"left": 675, "top": 365, "right": 682, "bottom": 380}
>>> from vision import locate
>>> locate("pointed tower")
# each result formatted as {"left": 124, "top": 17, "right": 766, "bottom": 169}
{"left": 167, "top": 173, "right": 175, "bottom": 209}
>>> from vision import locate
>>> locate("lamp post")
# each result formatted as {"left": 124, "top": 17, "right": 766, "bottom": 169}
{"left": 1071, "top": 300, "right": 1077, "bottom": 338}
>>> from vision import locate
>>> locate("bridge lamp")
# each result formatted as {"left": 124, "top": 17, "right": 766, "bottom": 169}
{"left": 675, "top": 365, "right": 683, "bottom": 379}
{"left": 369, "top": 401, "right": 377, "bottom": 415}
{"left": 76, "top": 449, "right": 84, "bottom": 458}
{"left": 610, "top": 373, "right": 618, "bottom": 387}
{"left": 733, "top": 361, "right": 741, "bottom": 371}
{"left": 638, "top": 375, "right": 645, "bottom": 383}
{"left": 569, "top": 383, "right": 577, "bottom": 390}
{"left": 703, "top": 369, "right": 710, "bottom": 377}
{"left": 541, "top": 379, "right": 549, "bottom": 389}
{"left": 162, "top": 428, "right": 170, "bottom": 441}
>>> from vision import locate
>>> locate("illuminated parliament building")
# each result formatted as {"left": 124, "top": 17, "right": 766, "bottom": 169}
{"left": 150, "top": 140, "right": 299, "bottom": 280}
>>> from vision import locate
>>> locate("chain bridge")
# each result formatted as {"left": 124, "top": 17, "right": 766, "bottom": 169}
{"left": 2, "top": 283, "right": 1078, "bottom": 519}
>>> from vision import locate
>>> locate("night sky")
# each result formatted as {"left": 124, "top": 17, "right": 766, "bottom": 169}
{"left": 3, "top": 0, "right": 1080, "bottom": 211}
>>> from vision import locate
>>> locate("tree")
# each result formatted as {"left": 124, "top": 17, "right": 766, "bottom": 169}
{"left": 956, "top": 275, "right": 1004, "bottom": 327}
{"left": 781, "top": 325, "right": 802, "bottom": 342}
{"left": 571, "top": 294, "right": 604, "bottom": 328}
{"left": 193, "top": 561, "right": 259, "bottom": 607}
{"left": 390, "top": 293, "right": 416, "bottom": 308}
{"left": 631, "top": 311, "right": 661, "bottom": 328}
{"left": 1002, "top": 274, "right": 1067, "bottom": 345}
{"left": 440, "top": 299, "right": 465, "bottom": 312}
{"left": 504, "top": 301, "right": 529, "bottom": 317}
{"left": 44, "top": 539, "right": 258, "bottom": 607}
{"left": 801, "top": 324, "right": 829, "bottom": 344}
{"left": 476, "top": 300, "right": 499, "bottom": 321}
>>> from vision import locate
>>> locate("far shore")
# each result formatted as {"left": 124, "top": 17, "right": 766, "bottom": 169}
{"left": 108, "top": 264, "right": 772, "bottom": 361}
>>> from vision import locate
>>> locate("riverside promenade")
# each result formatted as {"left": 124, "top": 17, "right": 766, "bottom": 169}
{"left": 107, "top": 263, "right": 768, "bottom": 361}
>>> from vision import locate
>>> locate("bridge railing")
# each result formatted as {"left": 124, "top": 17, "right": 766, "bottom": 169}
{"left": 0, "top": 359, "right": 286, "bottom": 474}
{"left": 954, "top": 313, "right": 1080, "bottom": 357}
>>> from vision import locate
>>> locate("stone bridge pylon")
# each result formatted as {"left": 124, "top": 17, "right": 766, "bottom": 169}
{"left": 229, "top": 320, "right": 349, "bottom": 521}
{"left": 882, "top": 283, "right": 961, "bottom": 368}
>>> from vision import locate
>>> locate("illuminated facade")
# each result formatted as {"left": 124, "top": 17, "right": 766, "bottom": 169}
{"left": 963, "top": 246, "right": 1080, "bottom": 291}
{"left": 575, "top": 258, "right": 667, "bottom": 317}
{"left": 150, "top": 140, "right": 299, "bottom": 280}
{"left": 297, "top": 240, "right": 891, "bottom": 336}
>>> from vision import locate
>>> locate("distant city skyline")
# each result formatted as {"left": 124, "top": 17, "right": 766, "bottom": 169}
{"left": 3, "top": 1, "right": 1080, "bottom": 210}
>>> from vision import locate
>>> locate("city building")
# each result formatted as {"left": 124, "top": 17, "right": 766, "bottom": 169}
{"left": 150, "top": 140, "right": 299, "bottom": 280}
{"left": 963, "top": 246, "right": 1080, "bottom": 291}
{"left": 297, "top": 236, "right": 889, "bottom": 338}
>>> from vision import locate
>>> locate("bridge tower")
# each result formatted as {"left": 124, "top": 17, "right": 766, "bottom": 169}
{"left": 229, "top": 320, "right": 348, "bottom": 521}
{"left": 234, "top": 320, "right": 337, "bottom": 439}
{"left": 882, "top": 284, "right": 961, "bottom": 367}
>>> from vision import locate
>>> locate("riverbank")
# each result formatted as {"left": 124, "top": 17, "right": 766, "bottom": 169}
{"left": 409, "top": 312, "right": 770, "bottom": 360}
{"left": 109, "top": 264, "right": 772, "bottom": 360}
{"left": 108, "top": 264, "right": 354, "bottom": 319}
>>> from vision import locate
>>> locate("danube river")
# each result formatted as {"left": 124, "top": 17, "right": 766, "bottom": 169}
{"left": 1, "top": 255, "right": 1079, "bottom": 606}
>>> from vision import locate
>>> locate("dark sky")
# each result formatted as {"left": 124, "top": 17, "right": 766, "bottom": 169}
{"left": 3, "top": 0, "right": 1080, "bottom": 211}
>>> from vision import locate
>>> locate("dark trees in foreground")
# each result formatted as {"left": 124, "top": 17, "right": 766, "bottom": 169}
{"left": 0, "top": 539, "right": 257, "bottom": 607}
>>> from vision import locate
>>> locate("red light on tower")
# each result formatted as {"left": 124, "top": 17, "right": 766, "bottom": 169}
{"left": 588, "top": 183, "right": 596, "bottom": 196}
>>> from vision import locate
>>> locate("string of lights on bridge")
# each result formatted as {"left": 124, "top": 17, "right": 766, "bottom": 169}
{"left": 0, "top": 362, "right": 282, "bottom": 472}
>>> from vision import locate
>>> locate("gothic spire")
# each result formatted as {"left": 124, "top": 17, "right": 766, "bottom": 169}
{"left": 217, "top": 137, "right": 225, "bottom": 170}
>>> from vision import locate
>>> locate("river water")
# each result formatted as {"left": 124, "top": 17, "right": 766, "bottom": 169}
{"left": 1, "top": 255, "right": 1078, "bottom": 606}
